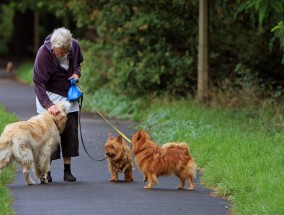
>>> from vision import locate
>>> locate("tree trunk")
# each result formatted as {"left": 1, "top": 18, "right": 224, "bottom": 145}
{"left": 197, "top": 0, "right": 209, "bottom": 102}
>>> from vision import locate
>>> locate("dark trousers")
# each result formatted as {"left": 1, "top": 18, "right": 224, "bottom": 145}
{"left": 51, "top": 111, "right": 79, "bottom": 160}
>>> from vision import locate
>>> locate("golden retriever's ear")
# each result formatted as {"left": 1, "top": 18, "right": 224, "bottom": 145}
{"left": 117, "top": 135, "right": 123, "bottom": 144}
{"left": 54, "top": 114, "right": 67, "bottom": 133}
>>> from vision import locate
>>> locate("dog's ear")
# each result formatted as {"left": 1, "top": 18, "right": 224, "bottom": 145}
{"left": 140, "top": 130, "right": 146, "bottom": 138}
{"left": 117, "top": 135, "right": 123, "bottom": 144}
{"left": 131, "top": 131, "right": 138, "bottom": 142}
{"left": 132, "top": 131, "right": 146, "bottom": 155}
{"left": 137, "top": 133, "right": 146, "bottom": 145}
{"left": 137, "top": 131, "right": 143, "bottom": 140}
{"left": 53, "top": 113, "right": 67, "bottom": 133}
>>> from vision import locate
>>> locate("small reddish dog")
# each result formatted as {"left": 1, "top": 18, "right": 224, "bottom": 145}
{"left": 104, "top": 133, "right": 134, "bottom": 182}
{"left": 131, "top": 130, "right": 196, "bottom": 190}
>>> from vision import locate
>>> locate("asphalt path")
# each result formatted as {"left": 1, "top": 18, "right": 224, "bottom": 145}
{"left": 0, "top": 76, "right": 230, "bottom": 215}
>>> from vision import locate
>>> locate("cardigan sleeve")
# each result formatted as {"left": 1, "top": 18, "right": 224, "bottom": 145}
{"left": 33, "top": 46, "right": 54, "bottom": 109}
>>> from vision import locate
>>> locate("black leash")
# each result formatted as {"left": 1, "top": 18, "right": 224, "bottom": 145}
{"left": 78, "top": 96, "right": 107, "bottom": 161}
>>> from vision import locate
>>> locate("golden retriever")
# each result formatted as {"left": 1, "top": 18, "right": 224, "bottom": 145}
{"left": 0, "top": 101, "right": 69, "bottom": 185}
{"left": 131, "top": 130, "right": 197, "bottom": 190}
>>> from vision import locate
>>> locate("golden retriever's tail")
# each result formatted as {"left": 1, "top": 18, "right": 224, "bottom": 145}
{"left": 0, "top": 135, "right": 13, "bottom": 173}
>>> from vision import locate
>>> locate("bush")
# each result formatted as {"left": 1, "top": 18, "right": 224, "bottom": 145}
{"left": 80, "top": 1, "right": 199, "bottom": 98}
{"left": 0, "top": 4, "right": 14, "bottom": 54}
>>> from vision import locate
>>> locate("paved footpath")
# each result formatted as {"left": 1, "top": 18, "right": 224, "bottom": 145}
{"left": 0, "top": 77, "right": 230, "bottom": 215}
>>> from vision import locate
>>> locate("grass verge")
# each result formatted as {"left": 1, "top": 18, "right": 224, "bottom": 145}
{"left": 15, "top": 61, "right": 34, "bottom": 85}
{"left": 0, "top": 105, "right": 18, "bottom": 215}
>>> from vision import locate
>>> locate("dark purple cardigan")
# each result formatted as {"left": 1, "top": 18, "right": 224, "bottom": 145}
{"left": 33, "top": 35, "right": 83, "bottom": 109}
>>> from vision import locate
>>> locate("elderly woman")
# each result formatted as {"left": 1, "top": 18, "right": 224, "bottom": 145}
{"left": 33, "top": 27, "right": 83, "bottom": 182}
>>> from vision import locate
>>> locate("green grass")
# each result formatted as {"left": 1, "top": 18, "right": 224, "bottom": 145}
{"left": 0, "top": 105, "right": 18, "bottom": 215}
{"left": 15, "top": 61, "right": 34, "bottom": 85}
{"left": 13, "top": 61, "right": 284, "bottom": 214}
{"left": 136, "top": 100, "right": 284, "bottom": 215}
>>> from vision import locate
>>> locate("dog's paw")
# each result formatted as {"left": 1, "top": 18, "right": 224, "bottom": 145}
{"left": 40, "top": 176, "right": 48, "bottom": 184}
{"left": 40, "top": 179, "right": 48, "bottom": 184}
{"left": 144, "top": 185, "right": 152, "bottom": 189}
{"left": 110, "top": 178, "right": 118, "bottom": 182}
{"left": 27, "top": 180, "right": 35, "bottom": 185}
{"left": 124, "top": 177, "right": 134, "bottom": 182}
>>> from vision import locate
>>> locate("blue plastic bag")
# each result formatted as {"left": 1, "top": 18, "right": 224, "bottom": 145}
{"left": 67, "top": 78, "right": 83, "bottom": 101}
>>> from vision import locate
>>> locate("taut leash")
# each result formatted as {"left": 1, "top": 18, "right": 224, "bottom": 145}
{"left": 75, "top": 83, "right": 132, "bottom": 144}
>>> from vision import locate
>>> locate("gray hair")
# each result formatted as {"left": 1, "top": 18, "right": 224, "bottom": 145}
{"left": 50, "top": 27, "right": 72, "bottom": 50}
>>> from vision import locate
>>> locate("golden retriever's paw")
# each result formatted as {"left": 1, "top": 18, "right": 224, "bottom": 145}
{"left": 40, "top": 175, "right": 48, "bottom": 184}
{"left": 40, "top": 179, "right": 48, "bottom": 184}
{"left": 27, "top": 180, "right": 35, "bottom": 185}
{"left": 144, "top": 185, "right": 152, "bottom": 189}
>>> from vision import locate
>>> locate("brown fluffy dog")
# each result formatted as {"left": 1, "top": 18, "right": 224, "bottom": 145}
{"left": 0, "top": 101, "right": 69, "bottom": 185}
{"left": 104, "top": 133, "right": 134, "bottom": 182}
{"left": 131, "top": 130, "right": 197, "bottom": 190}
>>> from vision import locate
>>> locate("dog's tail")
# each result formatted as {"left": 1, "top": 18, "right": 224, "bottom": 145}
{"left": 187, "top": 159, "right": 197, "bottom": 179}
{"left": 0, "top": 134, "right": 13, "bottom": 173}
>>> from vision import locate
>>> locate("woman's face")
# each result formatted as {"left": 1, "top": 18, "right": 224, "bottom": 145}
{"left": 53, "top": 47, "right": 69, "bottom": 58}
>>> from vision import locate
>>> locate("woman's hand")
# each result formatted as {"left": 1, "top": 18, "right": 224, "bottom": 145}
{"left": 68, "top": 74, "right": 80, "bottom": 82}
{"left": 48, "top": 105, "right": 59, "bottom": 116}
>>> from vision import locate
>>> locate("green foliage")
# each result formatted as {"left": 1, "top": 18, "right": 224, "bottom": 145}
{"left": 210, "top": 63, "right": 284, "bottom": 108}
{"left": 272, "top": 20, "right": 284, "bottom": 62}
{"left": 210, "top": 1, "right": 284, "bottom": 89}
{"left": 236, "top": 0, "right": 284, "bottom": 26}
{"left": 74, "top": 0, "right": 284, "bottom": 100}
{"left": 5, "top": 0, "right": 284, "bottom": 100}
{"left": 236, "top": 0, "right": 284, "bottom": 64}
{"left": 81, "top": 87, "right": 145, "bottom": 120}
{"left": 0, "top": 4, "right": 14, "bottom": 54}
{"left": 80, "top": 40, "right": 113, "bottom": 92}
{"left": 77, "top": 1, "right": 199, "bottom": 97}
{"left": 15, "top": 61, "right": 34, "bottom": 85}
{"left": 97, "top": 1, "right": 197, "bottom": 96}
